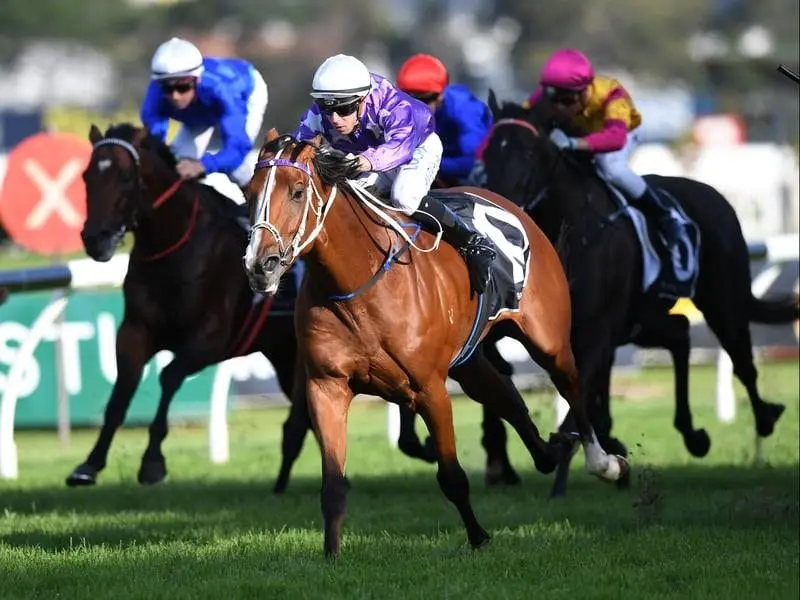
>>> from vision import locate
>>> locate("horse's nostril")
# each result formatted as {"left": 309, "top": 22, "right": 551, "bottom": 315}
{"left": 264, "top": 256, "right": 280, "bottom": 272}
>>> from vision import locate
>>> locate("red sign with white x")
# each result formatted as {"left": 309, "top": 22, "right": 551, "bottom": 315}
{"left": 0, "top": 132, "right": 91, "bottom": 256}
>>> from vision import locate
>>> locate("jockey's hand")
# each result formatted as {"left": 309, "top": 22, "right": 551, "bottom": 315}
{"left": 356, "top": 155, "right": 373, "bottom": 173}
{"left": 176, "top": 158, "right": 206, "bottom": 180}
{"left": 549, "top": 129, "right": 578, "bottom": 151}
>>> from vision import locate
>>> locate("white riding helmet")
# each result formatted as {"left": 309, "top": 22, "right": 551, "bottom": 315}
{"left": 151, "top": 37, "right": 204, "bottom": 80}
{"left": 310, "top": 54, "right": 372, "bottom": 99}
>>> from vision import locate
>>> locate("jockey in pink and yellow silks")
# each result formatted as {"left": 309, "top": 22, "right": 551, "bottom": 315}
{"left": 522, "top": 49, "right": 684, "bottom": 256}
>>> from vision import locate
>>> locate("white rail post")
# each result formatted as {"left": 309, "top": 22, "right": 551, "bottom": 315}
{"left": 0, "top": 295, "right": 70, "bottom": 479}
{"left": 715, "top": 350, "right": 736, "bottom": 423}
{"left": 387, "top": 403, "right": 401, "bottom": 447}
{"left": 208, "top": 359, "right": 233, "bottom": 464}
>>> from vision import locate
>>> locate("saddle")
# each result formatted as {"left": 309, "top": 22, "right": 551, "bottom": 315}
{"left": 595, "top": 172, "right": 701, "bottom": 300}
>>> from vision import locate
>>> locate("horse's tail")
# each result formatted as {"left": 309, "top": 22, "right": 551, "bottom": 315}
{"left": 748, "top": 293, "right": 800, "bottom": 324}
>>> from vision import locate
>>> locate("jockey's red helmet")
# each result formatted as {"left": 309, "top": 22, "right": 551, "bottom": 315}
{"left": 396, "top": 54, "right": 449, "bottom": 95}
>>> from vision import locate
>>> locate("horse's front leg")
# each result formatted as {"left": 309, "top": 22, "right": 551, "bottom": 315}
{"left": 306, "top": 374, "right": 353, "bottom": 558}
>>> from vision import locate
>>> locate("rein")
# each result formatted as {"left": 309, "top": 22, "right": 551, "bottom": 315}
{"left": 91, "top": 138, "right": 199, "bottom": 262}
{"left": 249, "top": 143, "right": 442, "bottom": 301}
{"left": 486, "top": 119, "right": 625, "bottom": 242}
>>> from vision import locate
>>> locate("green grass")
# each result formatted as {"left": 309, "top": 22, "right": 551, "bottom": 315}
{"left": 1, "top": 363, "right": 798, "bottom": 599}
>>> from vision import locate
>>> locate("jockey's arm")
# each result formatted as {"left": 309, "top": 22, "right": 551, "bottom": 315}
{"left": 359, "top": 102, "right": 416, "bottom": 172}
{"left": 580, "top": 97, "right": 633, "bottom": 153}
{"left": 140, "top": 82, "right": 170, "bottom": 142}
{"left": 199, "top": 92, "right": 251, "bottom": 175}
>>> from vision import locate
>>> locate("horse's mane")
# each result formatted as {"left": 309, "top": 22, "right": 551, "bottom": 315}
{"left": 104, "top": 122, "right": 178, "bottom": 169}
{"left": 263, "top": 134, "right": 361, "bottom": 187}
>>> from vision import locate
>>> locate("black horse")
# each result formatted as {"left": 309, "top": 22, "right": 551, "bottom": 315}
{"left": 479, "top": 94, "right": 798, "bottom": 497}
{"left": 70, "top": 123, "right": 436, "bottom": 491}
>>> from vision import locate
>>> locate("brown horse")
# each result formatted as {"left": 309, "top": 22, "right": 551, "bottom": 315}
{"left": 243, "top": 130, "right": 628, "bottom": 557}
{"left": 68, "top": 123, "right": 312, "bottom": 489}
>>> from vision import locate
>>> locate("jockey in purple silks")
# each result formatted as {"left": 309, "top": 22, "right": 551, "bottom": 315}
{"left": 292, "top": 53, "right": 497, "bottom": 295}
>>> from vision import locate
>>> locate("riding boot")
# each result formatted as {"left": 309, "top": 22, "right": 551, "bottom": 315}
{"left": 411, "top": 195, "right": 497, "bottom": 295}
{"left": 633, "top": 186, "right": 695, "bottom": 298}
{"left": 634, "top": 187, "right": 682, "bottom": 247}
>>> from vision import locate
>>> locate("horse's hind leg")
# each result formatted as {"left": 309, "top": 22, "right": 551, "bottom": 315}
{"left": 511, "top": 316, "right": 628, "bottom": 486}
{"left": 480, "top": 341, "right": 521, "bottom": 485}
{"left": 416, "top": 380, "right": 490, "bottom": 550}
{"left": 66, "top": 320, "right": 154, "bottom": 487}
{"left": 550, "top": 356, "right": 612, "bottom": 498}
{"left": 451, "top": 353, "right": 566, "bottom": 476}
{"left": 697, "top": 293, "right": 785, "bottom": 438}
{"left": 397, "top": 406, "right": 437, "bottom": 464}
{"left": 636, "top": 311, "right": 710, "bottom": 457}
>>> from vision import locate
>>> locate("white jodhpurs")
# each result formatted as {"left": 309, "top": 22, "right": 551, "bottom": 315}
{"left": 170, "top": 68, "right": 269, "bottom": 187}
{"left": 354, "top": 133, "right": 443, "bottom": 215}
{"left": 594, "top": 127, "right": 646, "bottom": 199}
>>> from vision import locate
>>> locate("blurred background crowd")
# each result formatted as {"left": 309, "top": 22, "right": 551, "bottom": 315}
{"left": 0, "top": 0, "right": 797, "bottom": 249}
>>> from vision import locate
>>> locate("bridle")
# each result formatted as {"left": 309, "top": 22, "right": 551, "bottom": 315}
{"left": 247, "top": 146, "right": 337, "bottom": 268}
{"left": 89, "top": 137, "right": 195, "bottom": 261}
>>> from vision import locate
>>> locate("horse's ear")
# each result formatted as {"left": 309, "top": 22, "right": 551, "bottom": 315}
{"left": 264, "top": 128, "right": 279, "bottom": 144}
{"left": 487, "top": 89, "right": 502, "bottom": 120}
{"left": 89, "top": 124, "right": 102, "bottom": 144}
{"left": 131, "top": 126, "right": 149, "bottom": 148}
{"left": 298, "top": 134, "right": 324, "bottom": 162}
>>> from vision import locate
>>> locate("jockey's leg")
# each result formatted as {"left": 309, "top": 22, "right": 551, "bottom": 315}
{"left": 210, "top": 71, "right": 269, "bottom": 201}
{"left": 414, "top": 196, "right": 496, "bottom": 295}
{"left": 595, "top": 132, "right": 683, "bottom": 248}
{"left": 171, "top": 124, "right": 214, "bottom": 166}
{"left": 392, "top": 134, "right": 496, "bottom": 295}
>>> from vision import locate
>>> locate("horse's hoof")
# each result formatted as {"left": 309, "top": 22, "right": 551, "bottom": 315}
{"left": 137, "top": 459, "right": 167, "bottom": 486}
{"left": 539, "top": 431, "right": 579, "bottom": 473}
{"left": 756, "top": 402, "right": 785, "bottom": 438}
{"left": 613, "top": 455, "right": 631, "bottom": 482}
{"left": 684, "top": 428, "right": 711, "bottom": 458}
{"left": 420, "top": 436, "right": 438, "bottom": 463}
{"left": 469, "top": 530, "right": 491, "bottom": 550}
{"left": 594, "top": 454, "right": 630, "bottom": 483}
{"left": 485, "top": 461, "right": 522, "bottom": 486}
{"left": 604, "top": 437, "right": 628, "bottom": 458}
{"left": 65, "top": 464, "right": 99, "bottom": 487}
{"left": 397, "top": 437, "right": 438, "bottom": 464}
{"left": 273, "top": 479, "right": 288, "bottom": 495}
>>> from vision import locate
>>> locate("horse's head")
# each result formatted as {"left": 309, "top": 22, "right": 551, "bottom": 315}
{"left": 81, "top": 123, "right": 177, "bottom": 261}
{"left": 482, "top": 90, "right": 561, "bottom": 209}
{"left": 243, "top": 129, "right": 359, "bottom": 294}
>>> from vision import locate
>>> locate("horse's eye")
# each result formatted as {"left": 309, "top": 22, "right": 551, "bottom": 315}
{"left": 291, "top": 188, "right": 304, "bottom": 202}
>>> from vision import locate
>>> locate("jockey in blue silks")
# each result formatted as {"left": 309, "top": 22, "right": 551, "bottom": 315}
{"left": 396, "top": 53, "right": 493, "bottom": 187}
{"left": 140, "top": 37, "right": 269, "bottom": 191}
{"left": 292, "top": 54, "right": 496, "bottom": 294}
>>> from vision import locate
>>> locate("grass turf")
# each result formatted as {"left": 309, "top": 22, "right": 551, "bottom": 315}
{"left": 1, "top": 363, "right": 798, "bottom": 599}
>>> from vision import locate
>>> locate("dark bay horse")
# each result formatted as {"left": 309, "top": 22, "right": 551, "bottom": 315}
{"left": 242, "top": 129, "right": 628, "bottom": 557}
{"left": 71, "top": 123, "right": 439, "bottom": 491}
{"left": 480, "top": 95, "right": 798, "bottom": 497}
{"left": 67, "top": 123, "right": 311, "bottom": 490}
